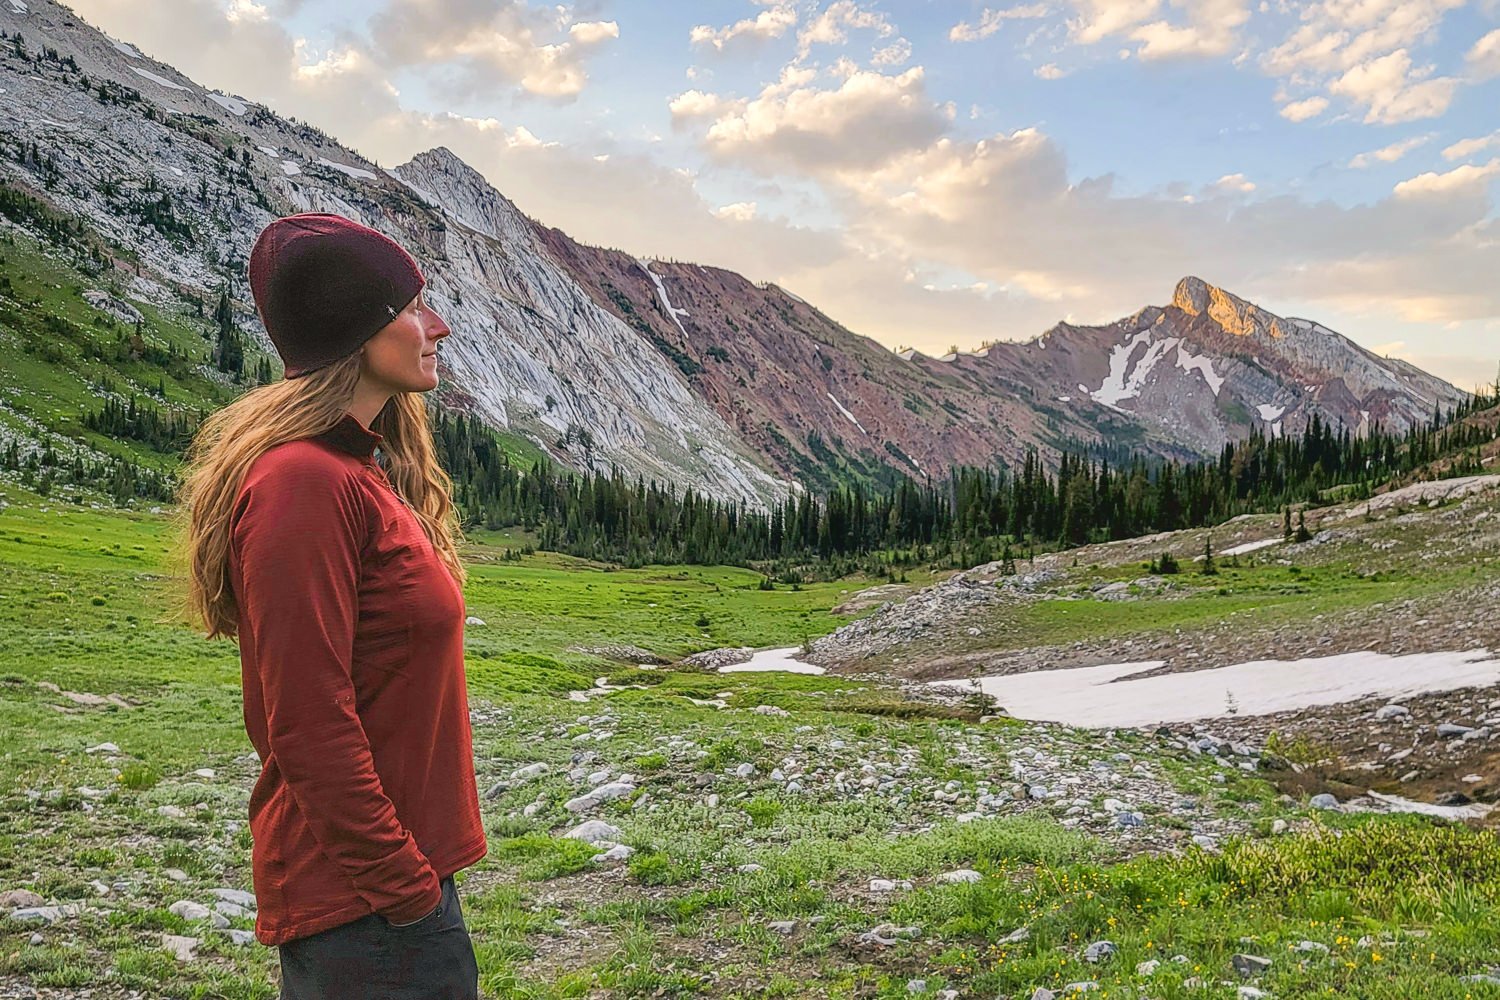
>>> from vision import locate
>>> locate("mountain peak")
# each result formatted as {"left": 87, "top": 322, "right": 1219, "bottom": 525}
{"left": 1172, "top": 275, "right": 1227, "bottom": 314}
{"left": 1170, "top": 275, "right": 1271, "bottom": 338}
{"left": 402, "top": 146, "right": 485, "bottom": 183}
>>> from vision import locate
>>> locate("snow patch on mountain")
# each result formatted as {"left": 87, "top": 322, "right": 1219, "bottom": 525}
{"left": 128, "top": 67, "right": 189, "bottom": 92}
{"left": 827, "top": 393, "right": 867, "bottom": 435}
{"left": 207, "top": 92, "right": 246, "bottom": 116}
{"left": 1257, "top": 403, "right": 1285, "bottom": 421}
{"left": 1092, "top": 332, "right": 1178, "bottom": 409}
{"left": 315, "top": 157, "right": 375, "bottom": 181}
{"left": 1174, "top": 344, "right": 1223, "bottom": 396}
{"left": 637, "top": 259, "right": 689, "bottom": 335}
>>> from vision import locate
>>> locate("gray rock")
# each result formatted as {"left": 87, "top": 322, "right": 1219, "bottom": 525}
{"left": 562, "top": 819, "right": 623, "bottom": 844}
{"left": 161, "top": 933, "right": 199, "bottom": 962}
{"left": 563, "top": 781, "right": 634, "bottom": 813}
{"left": 1084, "top": 940, "right": 1116, "bottom": 963}
{"left": 1029, "top": 990, "right": 1057, "bottom": 1000}
{"left": 1232, "top": 953, "right": 1273, "bottom": 976}
{"left": 1437, "top": 723, "right": 1475, "bottom": 737}
{"left": 11, "top": 904, "right": 85, "bottom": 924}
{"left": 858, "top": 923, "right": 921, "bottom": 946}
{"left": 1137, "top": 959, "right": 1160, "bottom": 975}
{"left": 1374, "top": 705, "right": 1409, "bottom": 720}
{"left": 210, "top": 888, "right": 257, "bottom": 909}
{"left": 768, "top": 920, "right": 798, "bottom": 935}
{"left": 0, "top": 889, "right": 45, "bottom": 908}
{"left": 221, "top": 928, "right": 257, "bottom": 946}
{"left": 169, "top": 900, "right": 213, "bottom": 921}
{"left": 936, "top": 869, "right": 982, "bottom": 884}
{"left": 590, "top": 844, "right": 635, "bottom": 864}
{"left": 1308, "top": 793, "right": 1340, "bottom": 810}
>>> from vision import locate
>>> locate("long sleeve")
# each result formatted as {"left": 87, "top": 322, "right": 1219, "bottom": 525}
{"left": 231, "top": 452, "right": 442, "bottom": 924}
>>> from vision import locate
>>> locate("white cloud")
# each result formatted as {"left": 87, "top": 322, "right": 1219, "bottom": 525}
{"left": 1130, "top": 0, "right": 1250, "bottom": 61}
{"left": 689, "top": 66, "right": 951, "bottom": 174}
{"left": 1392, "top": 159, "right": 1500, "bottom": 198}
{"left": 568, "top": 21, "right": 619, "bottom": 46}
{"left": 1278, "top": 96, "right": 1329, "bottom": 121}
{"left": 1035, "top": 62, "right": 1069, "bottom": 79}
{"left": 690, "top": 6, "right": 797, "bottom": 51}
{"left": 1348, "top": 134, "right": 1431, "bottom": 168}
{"left": 1261, "top": 0, "right": 1467, "bottom": 124}
{"left": 949, "top": 4, "right": 1052, "bottom": 43}
{"left": 669, "top": 89, "right": 736, "bottom": 120}
{"left": 1443, "top": 131, "right": 1500, "bottom": 161}
{"left": 361, "top": 0, "right": 619, "bottom": 101}
{"left": 226, "top": 0, "right": 269, "bottom": 24}
{"left": 1468, "top": 28, "right": 1500, "bottom": 78}
{"left": 1059, "top": 0, "right": 1249, "bottom": 61}
{"left": 1328, "top": 49, "right": 1458, "bottom": 124}
{"left": 872, "top": 38, "right": 912, "bottom": 67}
{"left": 1067, "top": 0, "right": 1161, "bottom": 45}
{"left": 714, "top": 201, "right": 759, "bottom": 221}
{"left": 797, "top": 0, "right": 896, "bottom": 56}
{"left": 1209, "top": 173, "right": 1256, "bottom": 194}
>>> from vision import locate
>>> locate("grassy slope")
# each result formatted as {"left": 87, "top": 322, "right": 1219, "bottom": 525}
{"left": 0, "top": 224, "right": 548, "bottom": 489}
{"left": 2, "top": 486, "right": 1500, "bottom": 998}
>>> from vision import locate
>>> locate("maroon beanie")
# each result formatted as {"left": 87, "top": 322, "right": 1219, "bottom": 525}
{"left": 248, "top": 213, "right": 426, "bottom": 379}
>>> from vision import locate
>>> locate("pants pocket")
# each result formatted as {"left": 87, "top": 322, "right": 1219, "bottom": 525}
{"left": 383, "top": 878, "right": 450, "bottom": 934}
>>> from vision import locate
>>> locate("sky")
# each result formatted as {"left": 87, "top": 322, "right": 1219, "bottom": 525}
{"left": 66, "top": 0, "right": 1500, "bottom": 389}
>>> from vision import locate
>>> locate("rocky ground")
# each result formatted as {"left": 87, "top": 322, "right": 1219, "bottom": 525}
{"left": 799, "top": 478, "right": 1500, "bottom": 822}
{"left": 6, "top": 478, "right": 1500, "bottom": 997}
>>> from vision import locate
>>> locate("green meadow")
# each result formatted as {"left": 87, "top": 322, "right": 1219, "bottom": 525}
{"left": 3, "top": 479, "right": 1500, "bottom": 998}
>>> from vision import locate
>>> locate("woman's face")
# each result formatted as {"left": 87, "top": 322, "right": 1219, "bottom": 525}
{"left": 359, "top": 288, "right": 451, "bottom": 394}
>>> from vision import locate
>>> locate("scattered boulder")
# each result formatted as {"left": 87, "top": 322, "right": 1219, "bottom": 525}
{"left": 1232, "top": 954, "right": 1273, "bottom": 977}
{"left": 562, "top": 820, "right": 623, "bottom": 844}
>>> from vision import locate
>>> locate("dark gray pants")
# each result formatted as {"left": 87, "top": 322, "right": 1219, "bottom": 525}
{"left": 277, "top": 876, "right": 480, "bottom": 999}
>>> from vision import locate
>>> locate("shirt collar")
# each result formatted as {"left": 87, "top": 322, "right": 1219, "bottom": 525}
{"left": 314, "top": 412, "right": 384, "bottom": 459}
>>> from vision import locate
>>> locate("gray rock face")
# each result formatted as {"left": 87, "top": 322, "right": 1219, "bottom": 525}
{"left": 0, "top": 8, "right": 791, "bottom": 510}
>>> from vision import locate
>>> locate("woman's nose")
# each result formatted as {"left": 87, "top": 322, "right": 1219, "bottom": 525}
{"left": 429, "top": 312, "right": 451, "bottom": 341}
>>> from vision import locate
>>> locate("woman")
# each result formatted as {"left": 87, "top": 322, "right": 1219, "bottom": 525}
{"left": 173, "top": 213, "right": 487, "bottom": 999}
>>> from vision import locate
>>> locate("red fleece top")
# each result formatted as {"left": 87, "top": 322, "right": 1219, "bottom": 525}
{"left": 228, "top": 412, "right": 487, "bottom": 946}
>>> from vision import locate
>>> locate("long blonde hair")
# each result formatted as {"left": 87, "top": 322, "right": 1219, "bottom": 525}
{"left": 167, "top": 351, "right": 467, "bottom": 640}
